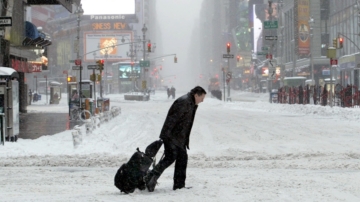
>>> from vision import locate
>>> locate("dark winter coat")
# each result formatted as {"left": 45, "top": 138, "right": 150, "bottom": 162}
{"left": 159, "top": 93, "right": 198, "bottom": 150}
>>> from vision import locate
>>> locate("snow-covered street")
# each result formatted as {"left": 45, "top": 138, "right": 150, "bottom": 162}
{"left": 1, "top": 90, "right": 360, "bottom": 201}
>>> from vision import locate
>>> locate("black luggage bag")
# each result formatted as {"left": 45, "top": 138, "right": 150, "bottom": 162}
{"left": 114, "top": 139, "right": 163, "bottom": 194}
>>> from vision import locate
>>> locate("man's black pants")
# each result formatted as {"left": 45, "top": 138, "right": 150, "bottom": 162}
{"left": 152, "top": 140, "right": 188, "bottom": 187}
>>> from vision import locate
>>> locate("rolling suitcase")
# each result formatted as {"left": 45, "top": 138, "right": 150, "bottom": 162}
{"left": 114, "top": 139, "right": 163, "bottom": 194}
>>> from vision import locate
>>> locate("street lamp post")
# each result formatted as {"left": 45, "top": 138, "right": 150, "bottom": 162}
{"left": 75, "top": 4, "right": 83, "bottom": 108}
{"left": 142, "top": 24, "right": 147, "bottom": 94}
{"left": 122, "top": 36, "right": 138, "bottom": 92}
{"left": 309, "top": 17, "right": 315, "bottom": 85}
{"left": 104, "top": 49, "right": 108, "bottom": 94}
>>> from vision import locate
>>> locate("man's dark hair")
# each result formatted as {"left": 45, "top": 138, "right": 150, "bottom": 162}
{"left": 190, "top": 86, "right": 207, "bottom": 96}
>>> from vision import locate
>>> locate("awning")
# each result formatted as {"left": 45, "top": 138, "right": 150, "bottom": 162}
{"left": 0, "top": 67, "right": 19, "bottom": 79}
{"left": 27, "top": 0, "right": 73, "bottom": 12}
{"left": 25, "top": 21, "right": 39, "bottom": 40}
{"left": 23, "top": 21, "right": 52, "bottom": 48}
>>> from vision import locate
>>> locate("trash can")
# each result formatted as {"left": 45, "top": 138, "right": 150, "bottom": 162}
{"left": 269, "top": 89, "right": 278, "bottom": 103}
{"left": 103, "top": 98, "right": 110, "bottom": 111}
{"left": 97, "top": 98, "right": 103, "bottom": 112}
{"left": 89, "top": 100, "right": 96, "bottom": 115}
{"left": 0, "top": 107, "right": 4, "bottom": 145}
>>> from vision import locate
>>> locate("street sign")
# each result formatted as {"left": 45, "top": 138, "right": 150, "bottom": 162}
{"left": 223, "top": 54, "right": 234, "bottom": 58}
{"left": 72, "top": 66, "right": 83, "bottom": 70}
{"left": 265, "top": 36, "right": 278, "bottom": 40}
{"left": 0, "top": 17, "right": 12, "bottom": 27}
{"left": 140, "top": 60, "right": 150, "bottom": 67}
{"left": 257, "top": 52, "right": 267, "bottom": 55}
{"left": 261, "top": 47, "right": 269, "bottom": 51}
{"left": 87, "top": 65, "right": 98, "bottom": 69}
{"left": 75, "top": 59, "right": 82, "bottom": 66}
{"left": 330, "top": 59, "right": 338, "bottom": 65}
{"left": 226, "top": 72, "right": 232, "bottom": 79}
{"left": 263, "top": 21, "right": 278, "bottom": 29}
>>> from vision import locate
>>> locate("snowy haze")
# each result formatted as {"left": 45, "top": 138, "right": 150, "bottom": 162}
{"left": 1, "top": 91, "right": 360, "bottom": 201}
{"left": 156, "top": 0, "right": 202, "bottom": 91}
{"left": 81, "top": 0, "right": 135, "bottom": 15}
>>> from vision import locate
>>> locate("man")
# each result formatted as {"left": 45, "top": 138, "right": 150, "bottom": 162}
{"left": 144, "top": 86, "right": 207, "bottom": 192}
{"left": 28, "top": 89, "right": 32, "bottom": 105}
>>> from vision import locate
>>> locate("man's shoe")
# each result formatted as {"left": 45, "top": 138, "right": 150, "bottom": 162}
{"left": 144, "top": 171, "right": 159, "bottom": 192}
{"left": 173, "top": 184, "right": 185, "bottom": 191}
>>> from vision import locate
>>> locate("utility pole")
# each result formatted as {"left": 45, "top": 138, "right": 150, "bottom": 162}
{"left": 75, "top": 4, "right": 83, "bottom": 108}
{"left": 142, "top": 24, "right": 147, "bottom": 95}
{"left": 309, "top": 17, "right": 315, "bottom": 85}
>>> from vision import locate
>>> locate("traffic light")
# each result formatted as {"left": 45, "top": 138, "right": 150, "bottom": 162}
{"left": 174, "top": 56, "right": 177, "bottom": 63}
{"left": 227, "top": 43, "right": 230, "bottom": 53}
{"left": 338, "top": 37, "right": 343, "bottom": 49}
{"left": 67, "top": 76, "right": 76, "bottom": 82}
{"left": 147, "top": 43, "right": 151, "bottom": 52}
{"left": 142, "top": 80, "right": 147, "bottom": 89}
{"left": 333, "top": 38, "right": 337, "bottom": 48}
{"left": 96, "top": 59, "right": 104, "bottom": 71}
{"left": 237, "top": 55, "right": 240, "bottom": 62}
{"left": 90, "top": 74, "right": 95, "bottom": 82}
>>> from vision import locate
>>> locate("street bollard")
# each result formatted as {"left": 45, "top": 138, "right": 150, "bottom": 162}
{"left": 85, "top": 119, "right": 93, "bottom": 135}
{"left": 99, "top": 112, "right": 104, "bottom": 123}
{"left": 72, "top": 125, "right": 82, "bottom": 148}
{"left": 96, "top": 114, "right": 101, "bottom": 128}
{"left": 91, "top": 116, "right": 97, "bottom": 130}
{"left": 104, "top": 111, "right": 109, "bottom": 122}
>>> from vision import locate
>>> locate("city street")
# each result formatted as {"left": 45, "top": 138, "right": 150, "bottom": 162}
{"left": 1, "top": 91, "right": 360, "bottom": 201}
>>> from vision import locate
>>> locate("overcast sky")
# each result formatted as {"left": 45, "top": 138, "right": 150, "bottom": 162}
{"left": 81, "top": 0, "right": 203, "bottom": 90}
{"left": 156, "top": 0, "right": 202, "bottom": 90}
{"left": 81, "top": 0, "right": 135, "bottom": 15}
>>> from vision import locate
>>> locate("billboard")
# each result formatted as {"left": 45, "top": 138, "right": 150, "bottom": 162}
{"left": 119, "top": 64, "right": 140, "bottom": 79}
{"left": 84, "top": 31, "right": 133, "bottom": 62}
{"left": 297, "top": 0, "right": 310, "bottom": 55}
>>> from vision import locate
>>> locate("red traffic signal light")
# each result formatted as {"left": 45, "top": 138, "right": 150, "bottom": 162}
{"left": 237, "top": 55, "right": 240, "bottom": 62}
{"left": 226, "top": 43, "right": 230, "bottom": 53}
{"left": 338, "top": 37, "right": 343, "bottom": 48}
{"left": 147, "top": 43, "right": 152, "bottom": 52}
{"left": 96, "top": 60, "right": 105, "bottom": 70}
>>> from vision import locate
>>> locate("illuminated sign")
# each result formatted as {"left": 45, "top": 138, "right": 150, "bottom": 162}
{"left": 90, "top": 15, "right": 126, "bottom": 20}
{"left": 84, "top": 32, "right": 132, "bottom": 62}
{"left": 91, "top": 22, "right": 129, "bottom": 30}
{"left": 29, "top": 62, "right": 42, "bottom": 72}
{"left": 262, "top": 67, "right": 269, "bottom": 76}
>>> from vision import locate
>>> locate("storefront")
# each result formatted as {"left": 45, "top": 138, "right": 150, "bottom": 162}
{"left": 338, "top": 53, "right": 360, "bottom": 87}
